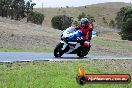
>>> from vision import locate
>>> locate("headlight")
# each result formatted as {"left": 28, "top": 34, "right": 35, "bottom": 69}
{"left": 62, "top": 35, "right": 68, "bottom": 38}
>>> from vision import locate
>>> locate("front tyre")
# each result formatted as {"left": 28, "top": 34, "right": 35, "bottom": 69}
{"left": 54, "top": 42, "right": 64, "bottom": 57}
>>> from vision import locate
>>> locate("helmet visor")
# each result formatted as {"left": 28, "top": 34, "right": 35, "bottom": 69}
{"left": 81, "top": 23, "right": 86, "bottom": 27}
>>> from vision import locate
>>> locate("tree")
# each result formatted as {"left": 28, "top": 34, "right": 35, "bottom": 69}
{"left": 0, "top": 0, "right": 46, "bottom": 25}
{"left": 116, "top": 7, "right": 132, "bottom": 40}
{"left": 115, "top": 7, "right": 129, "bottom": 29}
{"left": 0, "top": 0, "right": 12, "bottom": 17}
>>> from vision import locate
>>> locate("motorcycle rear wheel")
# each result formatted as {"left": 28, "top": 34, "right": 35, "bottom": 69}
{"left": 77, "top": 45, "right": 90, "bottom": 57}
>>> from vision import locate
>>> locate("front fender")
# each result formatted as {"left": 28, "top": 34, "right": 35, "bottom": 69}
{"left": 60, "top": 40, "right": 65, "bottom": 44}
{"left": 60, "top": 41, "right": 68, "bottom": 50}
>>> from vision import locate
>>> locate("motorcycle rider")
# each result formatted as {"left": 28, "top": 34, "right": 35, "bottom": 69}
{"left": 61, "top": 17, "right": 92, "bottom": 51}
{"left": 75, "top": 17, "right": 93, "bottom": 47}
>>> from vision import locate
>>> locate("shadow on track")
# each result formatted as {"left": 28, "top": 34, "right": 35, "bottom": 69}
{"left": 53, "top": 54, "right": 89, "bottom": 59}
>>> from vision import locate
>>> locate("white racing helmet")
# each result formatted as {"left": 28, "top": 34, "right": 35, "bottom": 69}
{"left": 80, "top": 18, "right": 89, "bottom": 28}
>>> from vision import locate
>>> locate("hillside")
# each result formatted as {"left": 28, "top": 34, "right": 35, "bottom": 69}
{"left": 35, "top": 2, "right": 132, "bottom": 26}
{"left": 0, "top": 2, "right": 132, "bottom": 56}
{"left": 0, "top": 17, "right": 60, "bottom": 51}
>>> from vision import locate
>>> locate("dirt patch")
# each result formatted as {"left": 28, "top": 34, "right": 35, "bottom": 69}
{"left": 89, "top": 59, "right": 132, "bottom": 73}
{"left": 91, "top": 45, "right": 132, "bottom": 56}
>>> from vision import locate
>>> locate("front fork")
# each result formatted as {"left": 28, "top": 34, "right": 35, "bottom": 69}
{"left": 60, "top": 41, "right": 70, "bottom": 53}
{"left": 60, "top": 41, "right": 68, "bottom": 50}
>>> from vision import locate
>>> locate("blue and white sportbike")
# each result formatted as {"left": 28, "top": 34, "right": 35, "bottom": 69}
{"left": 54, "top": 27, "right": 91, "bottom": 58}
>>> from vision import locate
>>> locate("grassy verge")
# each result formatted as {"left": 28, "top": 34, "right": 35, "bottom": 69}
{"left": 92, "top": 37, "right": 132, "bottom": 50}
{"left": 0, "top": 36, "right": 131, "bottom": 56}
{"left": 0, "top": 60, "right": 131, "bottom": 88}
{"left": 0, "top": 48, "right": 53, "bottom": 52}
{"left": 90, "top": 37, "right": 132, "bottom": 56}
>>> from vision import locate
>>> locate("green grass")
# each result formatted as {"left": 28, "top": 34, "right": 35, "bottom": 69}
{"left": 0, "top": 60, "right": 131, "bottom": 88}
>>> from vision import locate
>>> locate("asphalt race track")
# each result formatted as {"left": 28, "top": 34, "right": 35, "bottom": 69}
{"left": 0, "top": 52, "right": 132, "bottom": 62}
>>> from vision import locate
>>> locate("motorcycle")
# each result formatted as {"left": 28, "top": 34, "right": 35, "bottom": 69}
{"left": 54, "top": 27, "right": 91, "bottom": 58}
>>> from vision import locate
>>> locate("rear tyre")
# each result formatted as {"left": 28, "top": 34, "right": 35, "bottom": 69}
{"left": 77, "top": 45, "right": 90, "bottom": 58}
{"left": 54, "top": 43, "right": 64, "bottom": 57}
{"left": 77, "top": 46, "right": 84, "bottom": 58}
{"left": 77, "top": 48, "right": 85, "bottom": 58}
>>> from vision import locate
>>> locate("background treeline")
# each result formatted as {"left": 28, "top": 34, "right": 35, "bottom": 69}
{"left": 0, "top": 0, "right": 44, "bottom": 24}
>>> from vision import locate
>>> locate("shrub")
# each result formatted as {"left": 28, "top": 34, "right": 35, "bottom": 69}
{"left": 27, "top": 11, "right": 45, "bottom": 25}
{"left": 77, "top": 13, "right": 95, "bottom": 24}
{"left": 77, "top": 13, "right": 95, "bottom": 28}
{"left": 109, "top": 20, "right": 115, "bottom": 28}
{"left": 73, "top": 21, "right": 80, "bottom": 26}
{"left": 66, "top": 6, "right": 69, "bottom": 8}
{"left": 77, "top": 12, "right": 86, "bottom": 21}
{"left": 86, "top": 14, "right": 95, "bottom": 24}
{"left": 51, "top": 15, "right": 72, "bottom": 30}
{"left": 102, "top": 17, "right": 108, "bottom": 24}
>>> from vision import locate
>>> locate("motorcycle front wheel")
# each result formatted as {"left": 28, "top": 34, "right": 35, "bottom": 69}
{"left": 54, "top": 42, "right": 64, "bottom": 57}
